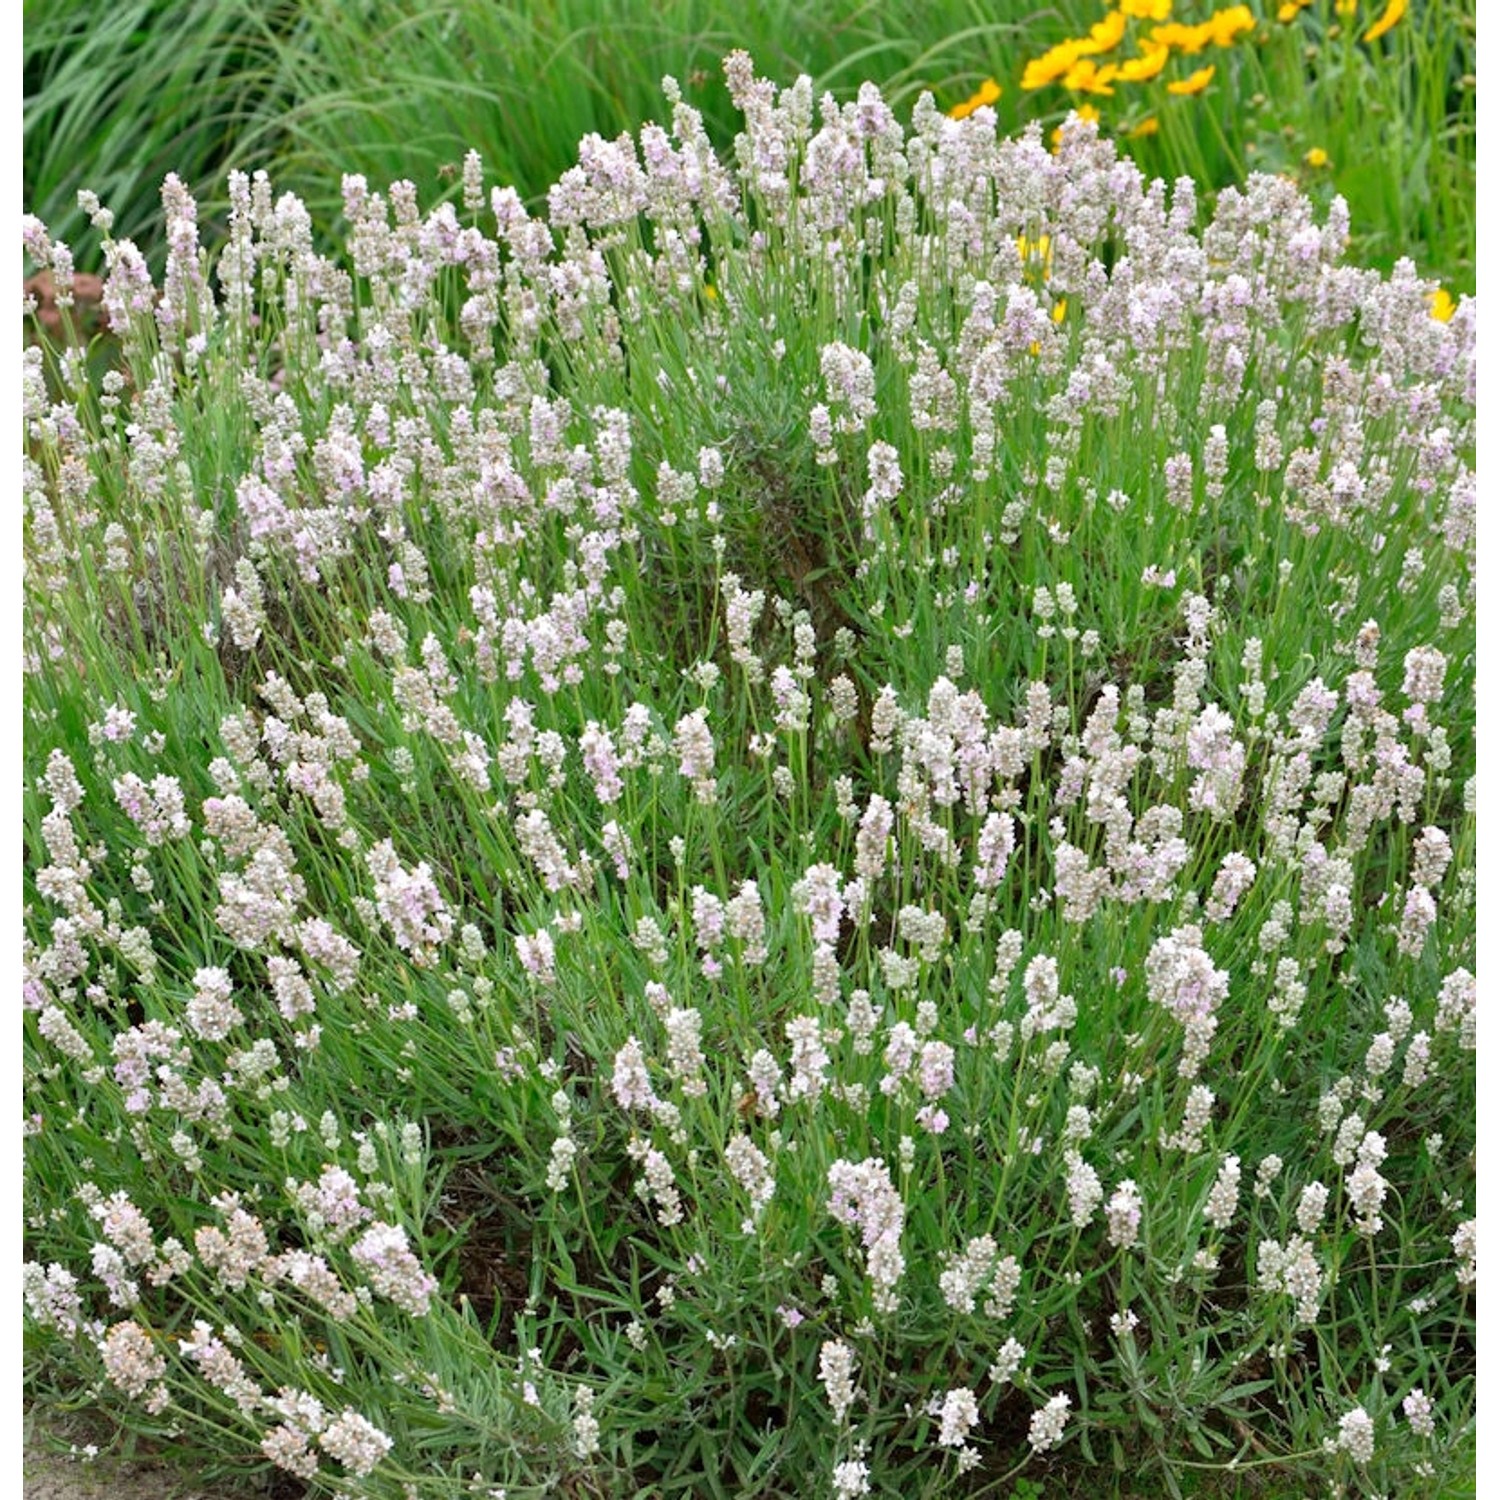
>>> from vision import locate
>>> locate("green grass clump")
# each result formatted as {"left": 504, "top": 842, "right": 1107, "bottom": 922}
{"left": 24, "top": 0, "right": 1474, "bottom": 291}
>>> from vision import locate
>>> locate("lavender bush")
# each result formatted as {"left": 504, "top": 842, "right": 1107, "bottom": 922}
{"left": 23, "top": 53, "right": 1474, "bottom": 1499}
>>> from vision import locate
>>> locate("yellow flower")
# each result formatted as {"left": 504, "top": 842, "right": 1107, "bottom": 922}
{"left": 1304, "top": 147, "right": 1329, "bottom": 167}
{"left": 1121, "top": 0, "right": 1173, "bottom": 18}
{"left": 1151, "top": 20, "right": 1214, "bottom": 53}
{"left": 1051, "top": 298, "right": 1068, "bottom": 324}
{"left": 1429, "top": 288, "right": 1457, "bottom": 322}
{"left": 1022, "top": 40, "right": 1087, "bottom": 90}
{"left": 949, "top": 77, "right": 1002, "bottom": 120}
{"left": 1081, "top": 9, "right": 1129, "bottom": 55}
{"left": 1335, "top": 0, "right": 1358, "bottom": 16}
{"left": 1207, "top": 5, "right": 1255, "bottom": 45}
{"left": 1278, "top": 0, "right": 1313, "bottom": 18}
{"left": 1117, "top": 44, "right": 1171, "bottom": 82}
{"left": 1063, "top": 58, "right": 1120, "bottom": 95}
{"left": 1022, "top": 9, "right": 1128, "bottom": 90}
{"left": 1128, "top": 115, "right": 1161, "bottom": 137}
{"left": 1363, "top": 0, "right": 1406, "bottom": 41}
{"left": 1017, "top": 233, "right": 1054, "bottom": 277}
{"left": 1167, "top": 64, "right": 1216, "bottom": 95}
{"left": 703, "top": 282, "right": 718, "bottom": 300}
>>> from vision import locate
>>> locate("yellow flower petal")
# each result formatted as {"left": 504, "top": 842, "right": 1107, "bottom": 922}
{"left": 1117, "top": 44, "right": 1171, "bottom": 83}
{"left": 1151, "top": 20, "right": 1214, "bottom": 54}
{"left": 1063, "top": 58, "right": 1119, "bottom": 95}
{"left": 1022, "top": 40, "right": 1086, "bottom": 90}
{"left": 1052, "top": 298, "right": 1068, "bottom": 324}
{"left": 1017, "top": 233, "right": 1053, "bottom": 275}
{"left": 1304, "top": 147, "right": 1329, "bottom": 168}
{"left": 1121, "top": 0, "right": 1173, "bottom": 19}
{"left": 1128, "top": 115, "right": 1161, "bottom": 138}
{"left": 1363, "top": 0, "right": 1406, "bottom": 41}
{"left": 1207, "top": 5, "right": 1256, "bottom": 46}
{"left": 1082, "top": 9, "right": 1129, "bottom": 55}
{"left": 949, "top": 77, "right": 1003, "bottom": 119}
{"left": 1429, "top": 288, "right": 1456, "bottom": 322}
{"left": 1166, "top": 64, "right": 1216, "bottom": 95}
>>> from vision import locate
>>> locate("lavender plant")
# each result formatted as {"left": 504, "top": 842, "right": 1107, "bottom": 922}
{"left": 23, "top": 52, "right": 1474, "bottom": 1500}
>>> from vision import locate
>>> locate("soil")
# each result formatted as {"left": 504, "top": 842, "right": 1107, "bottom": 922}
{"left": 23, "top": 1409, "right": 272, "bottom": 1500}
